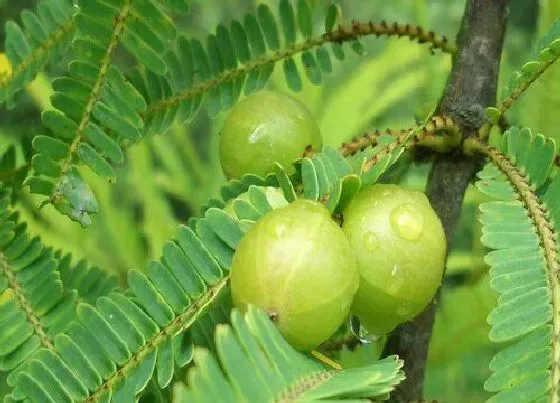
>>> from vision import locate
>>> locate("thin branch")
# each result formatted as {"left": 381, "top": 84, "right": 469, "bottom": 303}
{"left": 143, "top": 21, "right": 455, "bottom": 117}
{"left": 322, "top": 116, "right": 460, "bottom": 161}
{"left": 359, "top": 116, "right": 460, "bottom": 172}
{"left": 499, "top": 56, "right": 560, "bottom": 114}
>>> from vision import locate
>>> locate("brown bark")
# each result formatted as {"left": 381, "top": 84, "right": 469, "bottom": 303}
{"left": 382, "top": 1, "right": 511, "bottom": 400}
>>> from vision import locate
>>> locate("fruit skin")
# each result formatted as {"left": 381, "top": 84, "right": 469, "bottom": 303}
{"left": 342, "top": 184, "right": 446, "bottom": 335}
{"left": 219, "top": 91, "right": 323, "bottom": 179}
{"left": 230, "top": 199, "right": 359, "bottom": 351}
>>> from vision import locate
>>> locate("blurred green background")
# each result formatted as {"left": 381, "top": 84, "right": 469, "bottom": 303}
{"left": 0, "top": 0, "right": 558, "bottom": 401}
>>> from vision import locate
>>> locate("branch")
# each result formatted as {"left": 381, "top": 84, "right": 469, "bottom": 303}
{"left": 338, "top": 116, "right": 459, "bottom": 157}
{"left": 498, "top": 57, "right": 559, "bottom": 114}
{"left": 382, "top": 1, "right": 510, "bottom": 401}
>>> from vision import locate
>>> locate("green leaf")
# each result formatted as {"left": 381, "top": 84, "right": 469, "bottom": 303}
{"left": 301, "top": 158, "right": 319, "bottom": 201}
{"left": 325, "top": 4, "right": 339, "bottom": 32}
{"left": 296, "top": 0, "right": 313, "bottom": 39}
{"left": 32, "top": 135, "right": 69, "bottom": 161}
{"left": 1, "top": 0, "right": 74, "bottom": 105}
{"left": 301, "top": 51, "right": 322, "bottom": 85}
{"left": 175, "top": 307, "right": 405, "bottom": 401}
{"left": 31, "top": 154, "right": 61, "bottom": 177}
{"left": 325, "top": 179, "right": 342, "bottom": 213}
{"left": 257, "top": 5, "right": 280, "bottom": 51}
{"left": 336, "top": 174, "right": 361, "bottom": 213}
{"left": 76, "top": 143, "right": 115, "bottom": 181}
{"left": 244, "top": 14, "right": 266, "bottom": 57}
{"left": 279, "top": 0, "right": 296, "bottom": 45}
{"left": 83, "top": 123, "right": 124, "bottom": 164}
{"left": 478, "top": 125, "right": 560, "bottom": 402}
{"left": 274, "top": 163, "right": 296, "bottom": 202}
{"left": 316, "top": 46, "right": 332, "bottom": 73}
{"left": 230, "top": 20, "right": 251, "bottom": 63}
{"left": 283, "top": 58, "right": 302, "bottom": 92}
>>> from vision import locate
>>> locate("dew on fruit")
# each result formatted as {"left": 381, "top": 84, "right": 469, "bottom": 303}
{"left": 391, "top": 264, "right": 398, "bottom": 276}
{"left": 363, "top": 231, "right": 380, "bottom": 251}
{"left": 350, "top": 316, "right": 380, "bottom": 344}
{"left": 390, "top": 203, "right": 424, "bottom": 241}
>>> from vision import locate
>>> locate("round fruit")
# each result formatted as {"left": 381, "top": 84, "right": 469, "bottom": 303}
{"left": 230, "top": 199, "right": 359, "bottom": 351}
{"left": 219, "top": 91, "right": 323, "bottom": 179}
{"left": 223, "top": 186, "right": 288, "bottom": 219}
{"left": 342, "top": 184, "right": 446, "bottom": 335}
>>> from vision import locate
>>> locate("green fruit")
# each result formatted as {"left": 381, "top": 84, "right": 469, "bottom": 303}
{"left": 223, "top": 186, "right": 288, "bottom": 219}
{"left": 230, "top": 199, "right": 359, "bottom": 351}
{"left": 342, "top": 184, "right": 446, "bottom": 335}
{"left": 219, "top": 91, "right": 323, "bottom": 179}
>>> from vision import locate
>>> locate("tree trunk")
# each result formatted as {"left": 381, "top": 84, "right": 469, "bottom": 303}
{"left": 383, "top": 1, "right": 510, "bottom": 401}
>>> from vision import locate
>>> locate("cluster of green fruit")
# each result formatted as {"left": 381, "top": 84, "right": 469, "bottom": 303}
{"left": 219, "top": 91, "right": 447, "bottom": 351}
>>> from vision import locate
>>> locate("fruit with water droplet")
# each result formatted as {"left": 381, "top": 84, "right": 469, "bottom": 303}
{"left": 342, "top": 184, "right": 446, "bottom": 335}
{"left": 219, "top": 91, "right": 323, "bottom": 179}
{"left": 230, "top": 199, "right": 359, "bottom": 351}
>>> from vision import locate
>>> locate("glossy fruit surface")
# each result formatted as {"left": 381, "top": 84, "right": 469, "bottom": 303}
{"left": 219, "top": 91, "right": 323, "bottom": 179}
{"left": 230, "top": 199, "right": 358, "bottom": 351}
{"left": 342, "top": 184, "right": 446, "bottom": 335}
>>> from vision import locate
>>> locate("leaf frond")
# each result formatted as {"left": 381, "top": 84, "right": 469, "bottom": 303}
{"left": 339, "top": 115, "right": 459, "bottom": 157}
{"left": 55, "top": 252, "right": 119, "bottom": 304}
{"left": 0, "top": 184, "right": 84, "bottom": 388}
{"left": 11, "top": 184, "right": 292, "bottom": 402}
{"left": 0, "top": 0, "right": 76, "bottom": 107}
{"left": 142, "top": 13, "right": 455, "bottom": 129}
{"left": 24, "top": 0, "right": 176, "bottom": 225}
{"left": 499, "top": 18, "right": 560, "bottom": 114}
{"left": 172, "top": 306, "right": 405, "bottom": 402}
{"left": 469, "top": 127, "right": 560, "bottom": 402}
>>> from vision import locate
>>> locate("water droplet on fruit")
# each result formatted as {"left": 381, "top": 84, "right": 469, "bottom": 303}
{"left": 363, "top": 232, "right": 379, "bottom": 251}
{"left": 391, "top": 264, "right": 398, "bottom": 276}
{"left": 390, "top": 203, "right": 424, "bottom": 241}
{"left": 349, "top": 316, "right": 380, "bottom": 344}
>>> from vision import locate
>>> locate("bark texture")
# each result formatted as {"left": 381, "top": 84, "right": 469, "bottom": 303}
{"left": 383, "top": 1, "right": 510, "bottom": 401}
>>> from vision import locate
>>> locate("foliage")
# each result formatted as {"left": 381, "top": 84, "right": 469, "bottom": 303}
{"left": 1, "top": 0, "right": 560, "bottom": 402}
{"left": 173, "top": 307, "right": 404, "bottom": 402}
{"left": 470, "top": 126, "right": 559, "bottom": 402}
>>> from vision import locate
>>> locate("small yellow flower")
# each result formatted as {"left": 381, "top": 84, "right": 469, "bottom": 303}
{"left": 0, "top": 53, "right": 12, "bottom": 80}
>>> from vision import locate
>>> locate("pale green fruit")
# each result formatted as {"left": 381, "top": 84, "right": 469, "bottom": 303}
{"left": 230, "top": 199, "right": 359, "bottom": 351}
{"left": 342, "top": 184, "right": 446, "bottom": 335}
{"left": 223, "top": 186, "right": 288, "bottom": 219}
{"left": 219, "top": 91, "right": 323, "bottom": 179}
